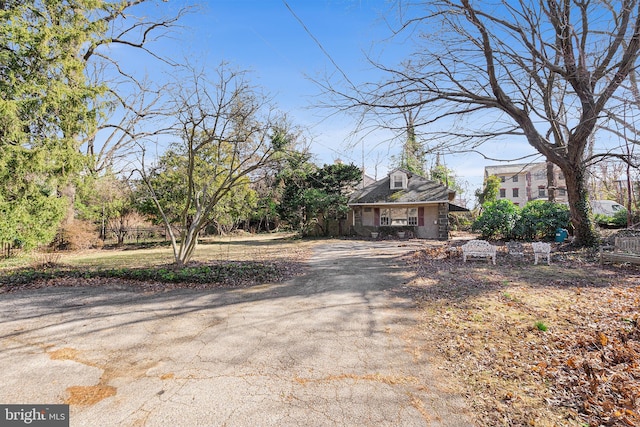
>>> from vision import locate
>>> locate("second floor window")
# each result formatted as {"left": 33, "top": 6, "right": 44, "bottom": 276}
{"left": 500, "top": 188, "right": 506, "bottom": 198}
{"left": 390, "top": 172, "right": 407, "bottom": 189}
{"left": 513, "top": 174, "right": 518, "bottom": 182}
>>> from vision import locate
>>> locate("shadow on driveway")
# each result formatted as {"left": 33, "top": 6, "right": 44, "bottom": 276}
{"left": 0, "top": 240, "right": 474, "bottom": 427}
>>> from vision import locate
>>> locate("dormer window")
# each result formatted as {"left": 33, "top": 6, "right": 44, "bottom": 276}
{"left": 390, "top": 171, "right": 408, "bottom": 189}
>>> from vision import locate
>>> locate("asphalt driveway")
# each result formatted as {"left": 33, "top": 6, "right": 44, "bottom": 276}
{"left": 0, "top": 240, "right": 474, "bottom": 426}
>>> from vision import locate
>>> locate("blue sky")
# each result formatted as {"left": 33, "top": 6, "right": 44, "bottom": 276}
{"left": 120, "top": 0, "right": 540, "bottom": 201}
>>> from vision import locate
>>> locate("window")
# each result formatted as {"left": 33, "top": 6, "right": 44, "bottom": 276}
{"left": 534, "top": 170, "right": 546, "bottom": 180}
{"left": 390, "top": 208, "right": 408, "bottom": 225}
{"left": 500, "top": 175, "right": 506, "bottom": 182}
{"left": 408, "top": 208, "right": 418, "bottom": 226}
{"left": 380, "top": 210, "right": 390, "bottom": 225}
{"left": 500, "top": 188, "right": 506, "bottom": 198}
{"left": 390, "top": 172, "right": 408, "bottom": 189}
{"left": 538, "top": 186, "right": 546, "bottom": 197}
{"left": 512, "top": 174, "right": 518, "bottom": 182}
{"left": 379, "top": 208, "right": 419, "bottom": 226}
{"left": 558, "top": 188, "right": 566, "bottom": 196}
{"left": 558, "top": 172, "right": 565, "bottom": 180}
{"left": 512, "top": 188, "right": 519, "bottom": 198}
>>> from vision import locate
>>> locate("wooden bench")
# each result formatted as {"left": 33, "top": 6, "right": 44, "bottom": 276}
{"left": 600, "top": 237, "right": 640, "bottom": 265}
{"left": 532, "top": 242, "right": 551, "bottom": 265}
{"left": 461, "top": 240, "right": 496, "bottom": 265}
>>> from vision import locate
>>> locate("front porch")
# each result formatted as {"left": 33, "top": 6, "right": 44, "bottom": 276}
{"left": 350, "top": 204, "right": 450, "bottom": 240}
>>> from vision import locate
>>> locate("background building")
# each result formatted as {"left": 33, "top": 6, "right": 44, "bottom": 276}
{"left": 484, "top": 163, "right": 568, "bottom": 206}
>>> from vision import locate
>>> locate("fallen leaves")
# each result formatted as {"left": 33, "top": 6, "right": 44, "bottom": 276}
{"left": 403, "top": 245, "right": 640, "bottom": 427}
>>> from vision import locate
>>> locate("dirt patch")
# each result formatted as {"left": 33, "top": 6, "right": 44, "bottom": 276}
{"left": 402, "top": 245, "right": 640, "bottom": 427}
{"left": 64, "top": 385, "right": 117, "bottom": 406}
{"left": 48, "top": 347, "right": 99, "bottom": 368}
{"left": 46, "top": 347, "right": 118, "bottom": 406}
{"left": 49, "top": 347, "right": 82, "bottom": 362}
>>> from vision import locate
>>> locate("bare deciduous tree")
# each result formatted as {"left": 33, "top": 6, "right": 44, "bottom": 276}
{"left": 139, "top": 63, "right": 290, "bottom": 266}
{"left": 82, "top": 2, "right": 194, "bottom": 175}
{"left": 323, "top": 0, "right": 640, "bottom": 246}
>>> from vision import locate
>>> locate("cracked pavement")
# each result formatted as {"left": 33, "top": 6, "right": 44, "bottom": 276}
{"left": 0, "top": 240, "right": 474, "bottom": 426}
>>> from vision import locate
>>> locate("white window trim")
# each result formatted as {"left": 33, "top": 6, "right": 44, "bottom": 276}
{"left": 390, "top": 172, "right": 408, "bottom": 190}
{"left": 379, "top": 208, "right": 419, "bottom": 227}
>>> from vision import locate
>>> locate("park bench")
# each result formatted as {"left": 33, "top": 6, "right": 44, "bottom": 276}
{"left": 461, "top": 240, "right": 496, "bottom": 265}
{"left": 532, "top": 242, "right": 551, "bottom": 265}
{"left": 600, "top": 236, "right": 640, "bottom": 265}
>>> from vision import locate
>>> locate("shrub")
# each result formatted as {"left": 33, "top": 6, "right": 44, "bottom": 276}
{"left": 474, "top": 200, "right": 571, "bottom": 241}
{"left": 594, "top": 208, "right": 630, "bottom": 227}
{"left": 516, "top": 201, "right": 570, "bottom": 240}
{"left": 54, "top": 219, "right": 103, "bottom": 251}
{"left": 472, "top": 199, "right": 520, "bottom": 239}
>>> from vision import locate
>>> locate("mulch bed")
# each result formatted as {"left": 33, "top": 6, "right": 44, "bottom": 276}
{"left": 0, "top": 260, "right": 308, "bottom": 294}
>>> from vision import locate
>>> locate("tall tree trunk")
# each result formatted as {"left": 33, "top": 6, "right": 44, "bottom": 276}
{"left": 563, "top": 164, "right": 597, "bottom": 247}
{"left": 60, "top": 183, "right": 76, "bottom": 226}
{"left": 546, "top": 161, "right": 556, "bottom": 202}
{"left": 176, "top": 224, "right": 199, "bottom": 266}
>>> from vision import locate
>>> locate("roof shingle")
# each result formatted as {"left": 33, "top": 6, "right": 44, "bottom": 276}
{"left": 349, "top": 170, "right": 454, "bottom": 204}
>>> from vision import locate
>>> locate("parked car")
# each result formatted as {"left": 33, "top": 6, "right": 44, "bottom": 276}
{"left": 591, "top": 200, "right": 627, "bottom": 216}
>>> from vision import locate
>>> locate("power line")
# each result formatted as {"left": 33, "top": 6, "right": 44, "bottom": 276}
{"left": 282, "top": 0, "right": 356, "bottom": 90}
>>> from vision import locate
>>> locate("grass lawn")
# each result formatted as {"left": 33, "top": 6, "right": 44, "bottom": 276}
{"left": 0, "top": 232, "right": 313, "bottom": 291}
{"left": 61, "top": 232, "right": 308, "bottom": 268}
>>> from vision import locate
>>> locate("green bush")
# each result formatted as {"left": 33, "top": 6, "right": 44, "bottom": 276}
{"left": 473, "top": 199, "right": 570, "bottom": 240}
{"left": 472, "top": 199, "right": 520, "bottom": 239}
{"left": 515, "top": 201, "right": 570, "bottom": 240}
{"left": 594, "top": 208, "right": 629, "bottom": 227}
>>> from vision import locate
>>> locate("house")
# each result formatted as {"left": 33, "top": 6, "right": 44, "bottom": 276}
{"left": 347, "top": 168, "right": 467, "bottom": 239}
{"left": 484, "top": 163, "right": 568, "bottom": 206}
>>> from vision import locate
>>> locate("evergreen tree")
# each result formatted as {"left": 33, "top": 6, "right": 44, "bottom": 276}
{"left": 0, "top": 1, "right": 102, "bottom": 248}
{"left": 475, "top": 175, "right": 501, "bottom": 207}
{"left": 278, "top": 161, "right": 362, "bottom": 236}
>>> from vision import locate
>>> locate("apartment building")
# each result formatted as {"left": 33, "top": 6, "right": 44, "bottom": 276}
{"left": 484, "top": 162, "right": 568, "bottom": 206}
